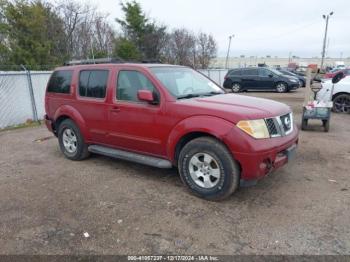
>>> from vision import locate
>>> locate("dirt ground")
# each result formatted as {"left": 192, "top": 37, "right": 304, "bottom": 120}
{"left": 0, "top": 88, "right": 349, "bottom": 255}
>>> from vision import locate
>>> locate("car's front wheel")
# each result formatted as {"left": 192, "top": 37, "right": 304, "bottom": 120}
{"left": 58, "top": 119, "right": 90, "bottom": 160}
{"left": 178, "top": 137, "right": 240, "bottom": 201}
{"left": 333, "top": 94, "right": 350, "bottom": 113}
{"left": 276, "top": 82, "right": 288, "bottom": 93}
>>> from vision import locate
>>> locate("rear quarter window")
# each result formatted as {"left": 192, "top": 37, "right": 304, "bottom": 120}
{"left": 47, "top": 70, "right": 73, "bottom": 94}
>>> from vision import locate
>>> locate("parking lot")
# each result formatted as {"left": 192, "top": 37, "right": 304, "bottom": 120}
{"left": 0, "top": 88, "right": 349, "bottom": 255}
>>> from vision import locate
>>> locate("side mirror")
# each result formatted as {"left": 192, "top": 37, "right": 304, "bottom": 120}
{"left": 137, "top": 89, "right": 154, "bottom": 103}
{"left": 332, "top": 71, "right": 345, "bottom": 84}
{"left": 268, "top": 74, "right": 273, "bottom": 78}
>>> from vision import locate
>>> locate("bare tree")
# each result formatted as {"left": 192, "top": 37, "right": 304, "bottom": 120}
{"left": 197, "top": 32, "right": 217, "bottom": 69}
{"left": 165, "top": 28, "right": 197, "bottom": 67}
{"left": 93, "top": 15, "right": 116, "bottom": 57}
{"left": 57, "top": 0, "right": 116, "bottom": 60}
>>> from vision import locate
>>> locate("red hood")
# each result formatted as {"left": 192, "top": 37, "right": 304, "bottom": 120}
{"left": 176, "top": 94, "right": 291, "bottom": 123}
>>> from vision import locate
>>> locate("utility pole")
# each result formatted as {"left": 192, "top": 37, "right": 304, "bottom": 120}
{"left": 225, "top": 34, "right": 235, "bottom": 69}
{"left": 320, "top": 12, "right": 333, "bottom": 70}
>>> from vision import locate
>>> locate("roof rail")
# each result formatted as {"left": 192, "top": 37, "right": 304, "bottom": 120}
{"left": 64, "top": 57, "right": 124, "bottom": 66}
{"left": 141, "top": 59, "right": 162, "bottom": 64}
{"left": 63, "top": 57, "right": 163, "bottom": 66}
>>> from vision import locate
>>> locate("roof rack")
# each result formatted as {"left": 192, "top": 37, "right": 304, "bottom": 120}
{"left": 64, "top": 57, "right": 162, "bottom": 66}
{"left": 64, "top": 57, "right": 124, "bottom": 66}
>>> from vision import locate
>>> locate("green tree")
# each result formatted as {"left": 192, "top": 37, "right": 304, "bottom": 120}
{"left": 1, "top": 0, "right": 67, "bottom": 69}
{"left": 115, "top": 1, "right": 167, "bottom": 60}
{"left": 113, "top": 37, "right": 141, "bottom": 60}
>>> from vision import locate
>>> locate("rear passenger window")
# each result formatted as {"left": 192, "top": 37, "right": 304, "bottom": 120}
{"left": 79, "top": 70, "right": 109, "bottom": 98}
{"left": 47, "top": 70, "right": 72, "bottom": 93}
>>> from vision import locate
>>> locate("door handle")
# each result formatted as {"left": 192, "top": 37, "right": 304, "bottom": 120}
{"left": 110, "top": 106, "right": 120, "bottom": 113}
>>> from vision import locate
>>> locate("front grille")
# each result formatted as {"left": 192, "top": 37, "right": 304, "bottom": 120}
{"left": 265, "top": 118, "right": 279, "bottom": 137}
{"left": 265, "top": 113, "right": 293, "bottom": 137}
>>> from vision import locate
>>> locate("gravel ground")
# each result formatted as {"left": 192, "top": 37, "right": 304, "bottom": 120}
{"left": 0, "top": 88, "right": 349, "bottom": 255}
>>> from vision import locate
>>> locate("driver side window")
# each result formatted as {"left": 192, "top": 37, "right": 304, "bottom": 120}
{"left": 259, "top": 68, "right": 270, "bottom": 77}
{"left": 117, "top": 70, "right": 158, "bottom": 102}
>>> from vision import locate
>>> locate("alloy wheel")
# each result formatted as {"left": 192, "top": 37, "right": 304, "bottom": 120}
{"left": 188, "top": 152, "right": 221, "bottom": 189}
{"left": 333, "top": 95, "right": 350, "bottom": 113}
{"left": 62, "top": 128, "right": 77, "bottom": 153}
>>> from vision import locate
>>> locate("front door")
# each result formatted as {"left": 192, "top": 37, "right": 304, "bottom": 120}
{"left": 258, "top": 68, "right": 275, "bottom": 89}
{"left": 107, "top": 69, "right": 164, "bottom": 157}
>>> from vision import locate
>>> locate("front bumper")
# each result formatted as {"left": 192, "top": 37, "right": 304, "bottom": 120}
{"left": 289, "top": 82, "right": 300, "bottom": 90}
{"left": 231, "top": 125, "right": 299, "bottom": 182}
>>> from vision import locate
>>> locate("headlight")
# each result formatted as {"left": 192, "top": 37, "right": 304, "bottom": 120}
{"left": 236, "top": 119, "right": 269, "bottom": 139}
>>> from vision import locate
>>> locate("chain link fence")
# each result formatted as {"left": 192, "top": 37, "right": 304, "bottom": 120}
{"left": 0, "top": 70, "right": 52, "bottom": 129}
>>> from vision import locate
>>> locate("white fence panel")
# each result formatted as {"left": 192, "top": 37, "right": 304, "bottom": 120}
{"left": 198, "top": 69, "right": 228, "bottom": 87}
{"left": 0, "top": 71, "right": 52, "bottom": 129}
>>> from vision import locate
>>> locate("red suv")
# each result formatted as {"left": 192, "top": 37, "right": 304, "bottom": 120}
{"left": 45, "top": 60, "right": 299, "bottom": 200}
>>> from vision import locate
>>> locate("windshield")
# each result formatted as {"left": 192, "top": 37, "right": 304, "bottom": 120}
{"left": 269, "top": 68, "right": 283, "bottom": 76}
{"left": 281, "top": 70, "right": 295, "bottom": 76}
{"left": 150, "top": 67, "right": 224, "bottom": 99}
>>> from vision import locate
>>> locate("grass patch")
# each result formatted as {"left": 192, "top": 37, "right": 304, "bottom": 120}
{"left": 0, "top": 121, "right": 43, "bottom": 132}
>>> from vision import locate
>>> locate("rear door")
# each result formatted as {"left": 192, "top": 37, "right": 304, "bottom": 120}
{"left": 241, "top": 68, "right": 259, "bottom": 89}
{"left": 74, "top": 69, "right": 110, "bottom": 143}
{"left": 258, "top": 68, "right": 275, "bottom": 89}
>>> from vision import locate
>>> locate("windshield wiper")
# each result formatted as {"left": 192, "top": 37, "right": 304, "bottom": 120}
{"left": 201, "top": 91, "right": 224, "bottom": 96}
{"left": 177, "top": 91, "right": 224, "bottom": 100}
{"left": 177, "top": 93, "right": 202, "bottom": 99}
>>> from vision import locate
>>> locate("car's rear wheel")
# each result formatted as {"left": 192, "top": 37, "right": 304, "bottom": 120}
{"left": 178, "top": 137, "right": 240, "bottom": 201}
{"left": 58, "top": 119, "right": 90, "bottom": 160}
{"left": 231, "top": 83, "right": 241, "bottom": 93}
{"left": 333, "top": 94, "right": 350, "bottom": 113}
{"left": 276, "top": 82, "right": 288, "bottom": 93}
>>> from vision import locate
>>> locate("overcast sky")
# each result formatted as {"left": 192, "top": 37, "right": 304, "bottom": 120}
{"left": 90, "top": 0, "right": 349, "bottom": 58}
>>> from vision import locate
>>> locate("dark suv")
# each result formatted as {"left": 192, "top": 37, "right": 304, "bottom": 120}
{"left": 45, "top": 60, "right": 298, "bottom": 200}
{"left": 223, "top": 67, "right": 300, "bottom": 93}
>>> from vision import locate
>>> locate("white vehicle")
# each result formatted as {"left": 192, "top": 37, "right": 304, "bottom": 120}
{"left": 317, "top": 76, "right": 350, "bottom": 113}
{"left": 335, "top": 61, "right": 346, "bottom": 70}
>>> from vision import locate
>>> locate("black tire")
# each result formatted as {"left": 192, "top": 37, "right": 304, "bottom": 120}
{"left": 301, "top": 118, "right": 308, "bottom": 130}
{"left": 178, "top": 137, "right": 240, "bottom": 201}
{"left": 231, "top": 82, "right": 242, "bottom": 93}
{"left": 332, "top": 93, "right": 350, "bottom": 113}
{"left": 58, "top": 119, "right": 90, "bottom": 161}
{"left": 301, "top": 80, "right": 305, "bottom": 87}
{"left": 275, "top": 82, "right": 288, "bottom": 93}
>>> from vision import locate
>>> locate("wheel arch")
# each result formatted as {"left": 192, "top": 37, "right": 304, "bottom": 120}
{"left": 53, "top": 105, "right": 90, "bottom": 141}
{"left": 167, "top": 116, "right": 239, "bottom": 166}
{"left": 174, "top": 131, "right": 217, "bottom": 165}
{"left": 332, "top": 92, "right": 350, "bottom": 100}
